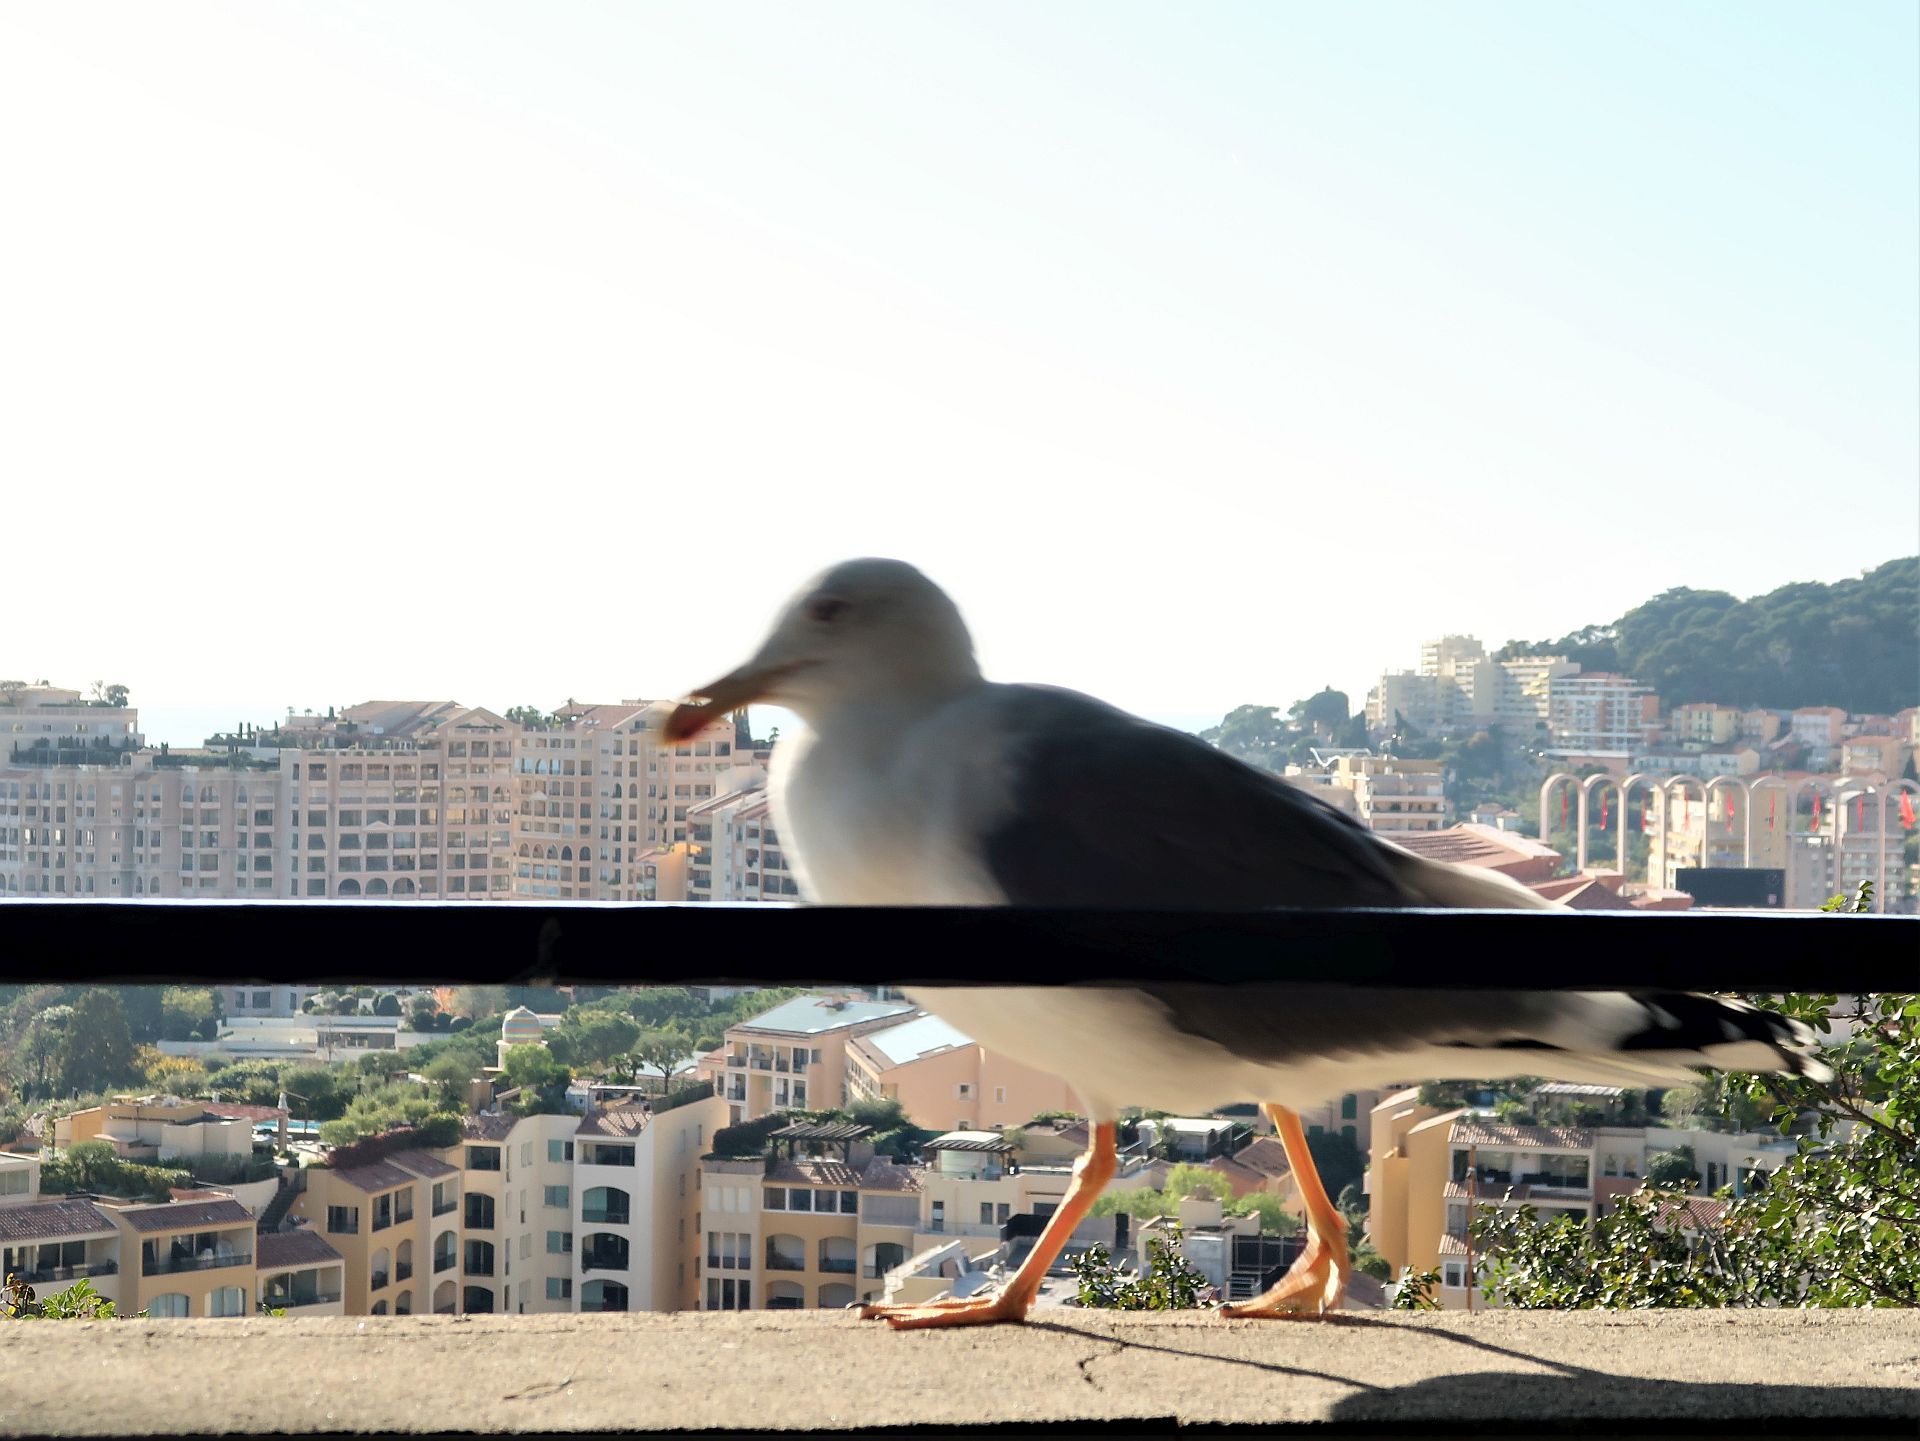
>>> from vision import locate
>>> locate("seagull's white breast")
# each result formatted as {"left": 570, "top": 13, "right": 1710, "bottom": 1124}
{"left": 769, "top": 695, "right": 1013, "bottom": 905}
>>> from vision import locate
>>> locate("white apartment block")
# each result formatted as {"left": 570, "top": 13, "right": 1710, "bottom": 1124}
{"left": 1326, "top": 755, "right": 1447, "bottom": 835}
{"left": 686, "top": 786, "right": 800, "bottom": 902}
{"left": 1364, "top": 640, "right": 1578, "bottom": 736}
{"left": 1543, "top": 674, "right": 1659, "bottom": 759}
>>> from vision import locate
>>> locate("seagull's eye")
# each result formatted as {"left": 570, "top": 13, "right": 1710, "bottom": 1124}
{"left": 808, "top": 596, "right": 851, "bottom": 625}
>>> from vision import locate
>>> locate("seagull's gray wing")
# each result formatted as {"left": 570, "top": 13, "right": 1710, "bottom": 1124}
{"left": 976, "top": 685, "right": 1412, "bottom": 909}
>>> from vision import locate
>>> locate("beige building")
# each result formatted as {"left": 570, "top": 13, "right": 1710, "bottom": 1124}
{"left": 706, "top": 995, "right": 919, "bottom": 1124}
{"left": 1326, "top": 755, "right": 1447, "bottom": 835}
{"left": 1666, "top": 703, "right": 1741, "bottom": 747}
{"left": 290, "top": 1147, "right": 451, "bottom": 1315}
{"left": 255, "top": 1228, "right": 347, "bottom": 1315}
{"left": 1841, "top": 733, "right": 1908, "bottom": 780}
{"left": 1366, "top": 1094, "right": 1798, "bottom": 1308}
{"left": 844, "top": 1014, "right": 1077, "bottom": 1134}
{"left": 54, "top": 1097, "right": 260, "bottom": 1165}
{"left": 105, "top": 1197, "right": 258, "bottom": 1318}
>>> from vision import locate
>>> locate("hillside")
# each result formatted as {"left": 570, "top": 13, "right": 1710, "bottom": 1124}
{"left": 1498, "top": 557, "right": 1917, "bottom": 714}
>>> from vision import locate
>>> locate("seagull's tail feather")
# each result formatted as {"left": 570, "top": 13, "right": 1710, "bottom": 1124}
{"left": 1377, "top": 846, "right": 1562, "bottom": 910}
{"left": 1447, "top": 990, "right": 1835, "bottom": 1088}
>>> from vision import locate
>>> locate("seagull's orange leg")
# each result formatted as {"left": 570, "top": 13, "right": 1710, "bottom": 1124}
{"left": 1219, "top": 1103, "right": 1349, "bottom": 1319}
{"left": 855, "top": 1121, "right": 1117, "bottom": 1329}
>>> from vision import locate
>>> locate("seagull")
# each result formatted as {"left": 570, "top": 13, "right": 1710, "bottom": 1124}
{"left": 664, "top": 558, "right": 1830, "bottom": 1329}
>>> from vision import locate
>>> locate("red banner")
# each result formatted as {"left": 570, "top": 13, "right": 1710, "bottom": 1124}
{"left": 1810, "top": 792, "right": 1824, "bottom": 833}
{"left": 1599, "top": 793, "right": 1610, "bottom": 830}
{"left": 1724, "top": 792, "right": 1736, "bottom": 824}
{"left": 1901, "top": 791, "right": 1917, "bottom": 831}
{"left": 1768, "top": 792, "right": 1776, "bottom": 832}
{"left": 1560, "top": 789, "right": 1568, "bottom": 829}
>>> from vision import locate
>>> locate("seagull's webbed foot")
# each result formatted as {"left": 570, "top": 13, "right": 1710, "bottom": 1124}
{"left": 1217, "top": 1223, "right": 1349, "bottom": 1320}
{"left": 854, "top": 1290, "right": 1030, "bottom": 1329}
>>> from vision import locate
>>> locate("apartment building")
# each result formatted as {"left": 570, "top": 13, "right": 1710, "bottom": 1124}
{"left": 1841, "top": 733, "right": 1908, "bottom": 780}
{"left": 1362, "top": 641, "right": 1577, "bottom": 736}
{"left": 291, "top": 1148, "right": 451, "bottom": 1315}
{"left": 0, "top": 1150, "right": 348, "bottom": 1318}
{"left": 105, "top": 1197, "right": 259, "bottom": 1318}
{"left": 1327, "top": 755, "right": 1447, "bottom": 836}
{"left": 707, "top": 995, "right": 919, "bottom": 1124}
{"left": 1790, "top": 706, "right": 1849, "bottom": 766}
{"left": 53, "top": 1097, "right": 261, "bottom": 1164}
{"left": 686, "top": 785, "right": 800, "bottom": 902}
{"left": 1543, "top": 674, "right": 1660, "bottom": 762}
{"left": 1666, "top": 703, "right": 1741, "bottom": 747}
{"left": 0, "top": 685, "right": 142, "bottom": 759}
{"left": 1366, "top": 1093, "right": 1797, "bottom": 1309}
{"left": 843, "top": 1014, "right": 1077, "bottom": 1134}
{"left": 514, "top": 703, "right": 653, "bottom": 901}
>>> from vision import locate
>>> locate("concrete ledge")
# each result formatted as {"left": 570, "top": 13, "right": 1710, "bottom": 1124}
{"left": 3, "top": 1311, "right": 1915, "bottom": 1434}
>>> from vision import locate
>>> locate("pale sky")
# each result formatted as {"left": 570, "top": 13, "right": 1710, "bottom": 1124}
{"left": 4, "top": 3, "right": 1915, "bottom": 747}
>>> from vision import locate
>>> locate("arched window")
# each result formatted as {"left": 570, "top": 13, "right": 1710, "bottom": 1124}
{"left": 580, "top": 1279, "right": 628, "bottom": 1313}
{"left": 765, "top": 1234, "right": 805, "bottom": 1272}
{"left": 465, "top": 1193, "right": 494, "bottom": 1229}
{"left": 392, "top": 877, "right": 416, "bottom": 895}
{"left": 338, "top": 879, "right": 361, "bottom": 896}
{"left": 580, "top": 1232, "right": 629, "bottom": 1272}
{"left": 207, "top": 1286, "right": 247, "bottom": 1317}
{"left": 394, "top": 1290, "right": 412, "bottom": 1315}
{"left": 578, "top": 846, "right": 591, "bottom": 862}
{"left": 464, "top": 1239, "right": 495, "bottom": 1277}
{"left": 371, "top": 1248, "right": 391, "bottom": 1290}
{"left": 433, "top": 1231, "right": 457, "bottom": 1274}
{"left": 765, "top": 1281, "right": 805, "bottom": 1310}
{"left": 560, "top": 846, "right": 573, "bottom": 862}
{"left": 582, "top": 1187, "right": 629, "bottom": 1225}
{"left": 432, "top": 1279, "right": 456, "bottom": 1315}
{"left": 366, "top": 878, "right": 389, "bottom": 896}
{"left": 462, "top": 1286, "right": 495, "bottom": 1314}
{"left": 546, "top": 846, "right": 558, "bottom": 860}
{"left": 371, "top": 1300, "right": 389, "bottom": 1315}
{"left": 819, "top": 1236, "right": 856, "bottom": 1275}
{"left": 818, "top": 1282, "right": 855, "bottom": 1310}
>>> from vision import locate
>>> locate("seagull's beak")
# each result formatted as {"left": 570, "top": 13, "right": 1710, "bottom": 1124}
{"left": 662, "top": 660, "right": 808, "bottom": 743}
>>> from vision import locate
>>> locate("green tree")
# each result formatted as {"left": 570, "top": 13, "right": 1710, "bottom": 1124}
{"left": 159, "top": 987, "right": 219, "bottom": 1043}
{"left": 1288, "top": 687, "right": 1350, "bottom": 738}
{"left": 628, "top": 1028, "right": 694, "bottom": 1092}
{"left": 1197, "top": 705, "right": 1292, "bottom": 771}
{"left": 1225, "top": 1191, "right": 1295, "bottom": 1234}
{"left": 1067, "top": 1223, "right": 1213, "bottom": 1310}
{"left": 373, "top": 992, "right": 403, "bottom": 1018}
{"left": 57, "top": 991, "right": 136, "bottom": 1097}
{"left": 1472, "top": 986, "right": 1918, "bottom": 1308}
{"left": 423, "top": 1053, "right": 475, "bottom": 1110}
{"left": 1643, "top": 1146, "right": 1700, "bottom": 1189}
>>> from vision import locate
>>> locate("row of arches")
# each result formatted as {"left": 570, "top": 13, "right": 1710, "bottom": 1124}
{"left": 1540, "top": 771, "right": 1920, "bottom": 909}
{"left": 516, "top": 844, "right": 592, "bottom": 861}
{"left": 335, "top": 878, "right": 418, "bottom": 896}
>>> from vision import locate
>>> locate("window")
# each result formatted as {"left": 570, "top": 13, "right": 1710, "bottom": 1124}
{"left": 544, "top": 1185, "right": 570, "bottom": 1209}
{"left": 1444, "top": 1263, "right": 1466, "bottom": 1289}
{"left": 208, "top": 1286, "right": 247, "bottom": 1317}
{"left": 467, "top": 1146, "right": 501, "bottom": 1171}
{"left": 995, "top": 1087, "right": 1006, "bottom": 1105}
{"left": 465, "top": 1193, "right": 494, "bottom": 1229}
{"left": 1341, "top": 1094, "right": 1358, "bottom": 1120}
{"left": 763, "top": 1187, "right": 786, "bottom": 1211}
{"left": 547, "top": 1231, "right": 573, "bottom": 1254}
{"left": 148, "top": 1293, "right": 189, "bottom": 1318}
{"left": 547, "top": 1140, "right": 574, "bottom": 1163}
{"left": 326, "top": 1205, "right": 358, "bottom": 1235}
{"left": 546, "top": 1276, "right": 572, "bottom": 1301}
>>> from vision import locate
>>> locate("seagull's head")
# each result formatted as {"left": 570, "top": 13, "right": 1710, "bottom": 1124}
{"left": 663, "top": 558, "right": 981, "bottom": 741}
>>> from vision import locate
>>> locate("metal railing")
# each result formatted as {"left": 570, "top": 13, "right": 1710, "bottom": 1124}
{"left": 144, "top": 1251, "right": 250, "bottom": 1277}
{"left": 8, "top": 901, "right": 1906, "bottom": 992}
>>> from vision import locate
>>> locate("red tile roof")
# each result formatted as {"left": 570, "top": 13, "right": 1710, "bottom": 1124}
{"left": 117, "top": 1198, "right": 253, "bottom": 1233}
{"left": 0, "top": 1198, "right": 115, "bottom": 1244}
{"left": 388, "top": 1148, "right": 457, "bottom": 1179}
{"left": 257, "top": 1229, "right": 344, "bottom": 1271}
{"left": 1229, "top": 1136, "right": 1293, "bottom": 1178}
{"left": 327, "top": 1161, "right": 416, "bottom": 1193}
{"left": 1449, "top": 1121, "right": 1594, "bottom": 1150}
{"left": 577, "top": 1104, "right": 650, "bottom": 1138}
